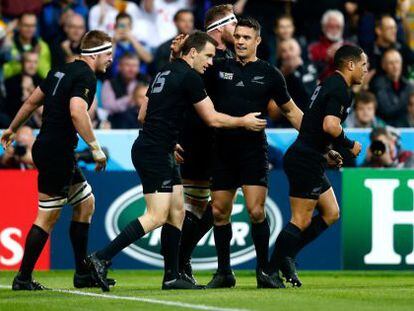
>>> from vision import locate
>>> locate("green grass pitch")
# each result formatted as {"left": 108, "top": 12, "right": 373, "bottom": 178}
{"left": 1, "top": 270, "right": 414, "bottom": 311}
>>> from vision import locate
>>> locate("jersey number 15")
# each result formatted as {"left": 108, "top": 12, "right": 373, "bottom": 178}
{"left": 150, "top": 71, "right": 171, "bottom": 94}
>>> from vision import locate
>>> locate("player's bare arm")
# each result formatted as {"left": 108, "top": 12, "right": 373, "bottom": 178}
{"left": 268, "top": 99, "right": 303, "bottom": 131}
{"left": 70, "top": 97, "right": 107, "bottom": 171}
{"left": 323, "top": 115, "right": 362, "bottom": 157}
{"left": 194, "top": 96, "right": 267, "bottom": 131}
{"left": 1, "top": 87, "right": 45, "bottom": 149}
{"left": 138, "top": 99, "right": 148, "bottom": 124}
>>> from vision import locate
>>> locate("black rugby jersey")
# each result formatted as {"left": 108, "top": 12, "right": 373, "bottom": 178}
{"left": 209, "top": 58, "right": 291, "bottom": 143}
{"left": 37, "top": 60, "right": 96, "bottom": 149}
{"left": 298, "top": 72, "right": 354, "bottom": 153}
{"left": 182, "top": 48, "right": 235, "bottom": 131}
{"left": 139, "top": 59, "right": 208, "bottom": 150}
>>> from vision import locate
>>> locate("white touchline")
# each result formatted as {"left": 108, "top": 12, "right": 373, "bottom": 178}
{"left": 0, "top": 285, "right": 249, "bottom": 311}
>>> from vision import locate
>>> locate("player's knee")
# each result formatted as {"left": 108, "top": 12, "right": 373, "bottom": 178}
{"left": 72, "top": 194, "right": 95, "bottom": 222}
{"left": 212, "top": 201, "right": 231, "bottom": 223}
{"left": 323, "top": 208, "right": 340, "bottom": 226}
{"left": 35, "top": 211, "right": 61, "bottom": 232}
{"left": 148, "top": 209, "right": 169, "bottom": 228}
{"left": 248, "top": 206, "right": 265, "bottom": 224}
{"left": 291, "top": 215, "right": 312, "bottom": 230}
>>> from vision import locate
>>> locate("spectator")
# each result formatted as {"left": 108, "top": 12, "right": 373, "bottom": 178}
{"left": 101, "top": 53, "right": 141, "bottom": 128}
{"left": 111, "top": 12, "right": 153, "bottom": 76}
{"left": 51, "top": 13, "right": 86, "bottom": 68}
{"left": 369, "top": 15, "right": 414, "bottom": 75}
{"left": 396, "top": 92, "right": 414, "bottom": 127}
{"left": 40, "top": 0, "right": 89, "bottom": 44}
{"left": 273, "top": 15, "right": 295, "bottom": 66}
{"left": 0, "top": 18, "right": 16, "bottom": 84}
{"left": 0, "top": 126, "right": 35, "bottom": 169}
{"left": 131, "top": 82, "right": 149, "bottom": 128}
{"left": 153, "top": 9, "right": 194, "bottom": 73}
{"left": 279, "top": 38, "right": 317, "bottom": 113}
{"left": 89, "top": 0, "right": 152, "bottom": 46}
{"left": 344, "top": 91, "right": 386, "bottom": 128}
{"left": 3, "top": 13, "right": 51, "bottom": 79}
{"left": 308, "top": 10, "right": 353, "bottom": 81}
{"left": 4, "top": 51, "right": 43, "bottom": 128}
{"left": 370, "top": 49, "right": 414, "bottom": 126}
{"left": 142, "top": 0, "right": 190, "bottom": 48}
{"left": 364, "top": 127, "right": 414, "bottom": 168}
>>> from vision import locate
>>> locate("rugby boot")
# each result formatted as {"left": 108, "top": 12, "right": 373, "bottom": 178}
{"left": 256, "top": 269, "right": 285, "bottom": 289}
{"left": 206, "top": 270, "right": 236, "bottom": 289}
{"left": 73, "top": 272, "right": 116, "bottom": 289}
{"left": 280, "top": 256, "right": 302, "bottom": 287}
{"left": 12, "top": 275, "right": 49, "bottom": 291}
{"left": 86, "top": 252, "right": 111, "bottom": 292}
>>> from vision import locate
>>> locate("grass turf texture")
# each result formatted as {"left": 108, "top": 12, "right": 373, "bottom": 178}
{"left": 1, "top": 270, "right": 414, "bottom": 311}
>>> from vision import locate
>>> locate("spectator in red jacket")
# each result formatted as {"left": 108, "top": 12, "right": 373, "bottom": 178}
{"left": 308, "top": 9, "right": 353, "bottom": 81}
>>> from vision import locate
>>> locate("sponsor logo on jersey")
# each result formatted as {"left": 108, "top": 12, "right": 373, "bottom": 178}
{"left": 219, "top": 71, "right": 234, "bottom": 80}
{"left": 105, "top": 186, "right": 282, "bottom": 270}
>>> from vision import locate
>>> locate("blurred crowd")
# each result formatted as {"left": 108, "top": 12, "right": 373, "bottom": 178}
{"left": 0, "top": 0, "right": 413, "bottom": 168}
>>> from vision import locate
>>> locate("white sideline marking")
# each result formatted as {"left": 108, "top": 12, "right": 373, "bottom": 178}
{"left": 0, "top": 284, "right": 248, "bottom": 311}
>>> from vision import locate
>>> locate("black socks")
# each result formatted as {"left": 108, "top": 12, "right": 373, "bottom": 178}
{"left": 96, "top": 219, "right": 145, "bottom": 261}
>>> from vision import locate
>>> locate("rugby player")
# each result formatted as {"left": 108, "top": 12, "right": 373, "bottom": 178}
{"left": 203, "top": 17, "right": 303, "bottom": 289}
{"left": 177, "top": 4, "right": 237, "bottom": 285}
{"left": 1, "top": 30, "right": 112, "bottom": 290}
{"left": 87, "top": 31, "right": 267, "bottom": 291}
{"left": 268, "top": 45, "right": 365, "bottom": 287}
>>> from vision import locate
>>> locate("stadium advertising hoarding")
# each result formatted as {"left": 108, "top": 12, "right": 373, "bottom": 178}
{"left": 51, "top": 170, "right": 341, "bottom": 270}
{"left": 0, "top": 170, "right": 50, "bottom": 271}
{"left": 342, "top": 169, "right": 414, "bottom": 269}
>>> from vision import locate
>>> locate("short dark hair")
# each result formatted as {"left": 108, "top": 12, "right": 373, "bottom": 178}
{"left": 205, "top": 4, "right": 233, "bottom": 28}
{"left": 370, "top": 127, "right": 389, "bottom": 141}
{"left": 116, "top": 12, "right": 132, "bottom": 25}
{"left": 236, "top": 17, "right": 261, "bottom": 36}
{"left": 181, "top": 31, "right": 218, "bottom": 55}
{"left": 333, "top": 45, "right": 364, "bottom": 69}
{"left": 174, "top": 9, "right": 193, "bottom": 22}
{"left": 355, "top": 91, "right": 377, "bottom": 109}
{"left": 80, "top": 30, "right": 112, "bottom": 50}
{"left": 119, "top": 52, "right": 139, "bottom": 62}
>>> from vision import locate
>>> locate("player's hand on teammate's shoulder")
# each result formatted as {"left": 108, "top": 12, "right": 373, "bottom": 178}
{"left": 1, "top": 128, "right": 15, "bottom": 150}
{"left": 326, "top": 150, "right": 343, "bottom": 168}
{"left": 174, "top": 144, "right": 184, "bottom": 164}
{"left": 241, "top": 112, "right": 267, "bottom": 132}
{"left": 350, "top": 141, "right": 362, "bottom": 158}
{"left": 170, "top": 34, "right": 189, "bottom": 59}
